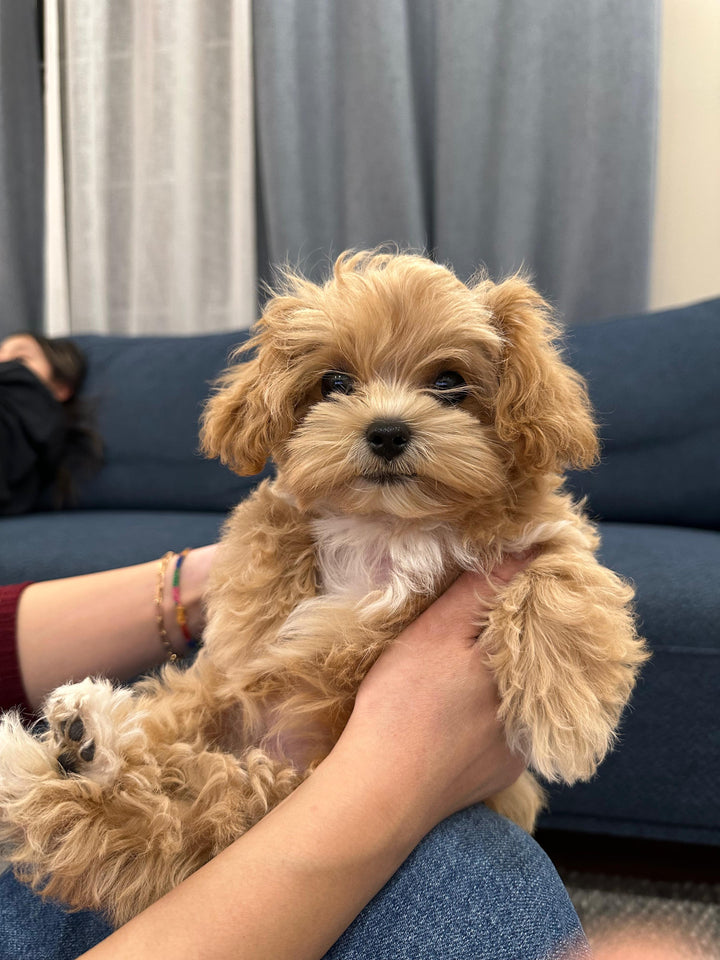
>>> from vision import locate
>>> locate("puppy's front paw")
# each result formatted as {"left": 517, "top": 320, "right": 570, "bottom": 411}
{"left": 487, "top": 556, "right": 648, "bottom": 785}
{"left": 502, "top": 686, "right": 623, "bottom": 784}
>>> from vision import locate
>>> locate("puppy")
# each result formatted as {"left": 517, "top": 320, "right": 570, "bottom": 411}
{"left": 0, "top": 251, "right": 647, "bottom": 925}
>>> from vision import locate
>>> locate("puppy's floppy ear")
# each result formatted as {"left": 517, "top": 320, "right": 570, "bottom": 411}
{"left": 481, "top": 275, "right": 599, "bottom": 472}
{"left": 202, "top": 267, "right": 332, "bottom": 474}
{"left": 200, "top": 340, "right": 295, "bottom": 476}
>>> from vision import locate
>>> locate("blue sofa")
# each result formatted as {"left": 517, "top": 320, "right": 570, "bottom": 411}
{"left": 0, "top": 298, "right": 718, "bottom": 848}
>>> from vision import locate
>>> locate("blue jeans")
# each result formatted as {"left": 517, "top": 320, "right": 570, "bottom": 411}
{"left": 0, "top": 805, "right": 588, "bottom": 960}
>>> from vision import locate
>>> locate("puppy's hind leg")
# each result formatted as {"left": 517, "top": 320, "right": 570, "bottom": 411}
{"left": 0, "top": 674, "right": 306, "bottom": 925}
{"left": 0, "top": 677, "right": 165, "bottom": 921}
{"left": 41, "top": 676, "right": 143, "bottom": 784}
{"left": 0, "top": 676, "right": 144, "bottom": 815}
{"left": 485, "top": 771, "right": 546, "bottom": 834}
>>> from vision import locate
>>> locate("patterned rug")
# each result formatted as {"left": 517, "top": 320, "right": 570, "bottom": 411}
{"left": 564, "top": 872, "right": 720, "bottom": 958}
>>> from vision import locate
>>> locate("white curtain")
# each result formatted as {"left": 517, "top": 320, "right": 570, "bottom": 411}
{"left": 45, "top": 0, "right": 256, "bottom": 336}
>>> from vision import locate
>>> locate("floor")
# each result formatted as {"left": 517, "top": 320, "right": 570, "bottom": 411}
{"left": 537, "top": 831, "right": 720, "bottom": 959}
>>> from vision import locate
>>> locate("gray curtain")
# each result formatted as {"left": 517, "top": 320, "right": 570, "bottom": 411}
{"left": 253, "top": 0, "right": 659, "bottom": 324}
{"left": 0, "top": 0, "right": 44, "bottom": 337}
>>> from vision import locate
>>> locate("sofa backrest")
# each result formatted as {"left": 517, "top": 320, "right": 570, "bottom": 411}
{"left": 565, "top": 297, "right": 720, "bottom": 531}
{"left": 71, "top": 331, "right": 271, "bottom": 512}
{"left": 69, "top": 296, "right": 720, "bottom": 528}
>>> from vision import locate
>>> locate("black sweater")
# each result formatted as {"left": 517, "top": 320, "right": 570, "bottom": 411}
{"left": 0, "top": 360, "right": 67, "bottom": 515}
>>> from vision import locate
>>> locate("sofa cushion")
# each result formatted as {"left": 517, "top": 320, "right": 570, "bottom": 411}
{"left": 541, "top": 521, "right": 720, "bottom": 844}
{"left": 69, "top": 332, "right": 271, "bottom": 512}
{"left": 565, "top": 297, "right": 720, "bottom": 530}
{"left": 0, "top": 510, "right": 230, "bottom": 582}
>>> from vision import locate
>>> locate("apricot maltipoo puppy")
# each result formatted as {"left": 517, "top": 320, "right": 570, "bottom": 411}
{"left": 0, "top": 251, "right": 647, "bottom": 925}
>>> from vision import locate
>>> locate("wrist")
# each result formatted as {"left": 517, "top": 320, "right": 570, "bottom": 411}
{"left": 159, "top": 548, "right": 212, "bottom": 658}
{"left": 179, "top": 545, "right": 215, "bottom": 639}
{"left": 325, "top": 721, "right": 444, "bottom": 849}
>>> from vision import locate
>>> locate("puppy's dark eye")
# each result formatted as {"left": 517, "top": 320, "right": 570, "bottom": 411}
{"left": 321, "top": 371, "right": 355, "bottom": 399}
{"left": 431, "top": 371, "right": 467, "bottom": 406}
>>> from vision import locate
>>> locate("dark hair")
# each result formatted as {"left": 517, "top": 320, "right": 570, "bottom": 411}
{"left": 33, "top": 335, "right": 88, "bottom": 398}
{"left": 32, "top": 334, "right": 103, "bottom": 506}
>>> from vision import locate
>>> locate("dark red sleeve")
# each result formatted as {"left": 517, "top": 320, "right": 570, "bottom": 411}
{"left": 0, "top": 582, "right": 34, "bottom": 713}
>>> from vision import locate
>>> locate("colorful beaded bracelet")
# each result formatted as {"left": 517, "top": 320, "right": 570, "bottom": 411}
{"left": 172, "top": 548, "right": 192, "bottom": 643}
{"left": 172, "top": 549, "right": 203, "bottom": 653}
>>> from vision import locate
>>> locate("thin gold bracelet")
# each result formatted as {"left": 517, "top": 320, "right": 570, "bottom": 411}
{"left": 154, "top": 552, "right": 180, "bottom": 663}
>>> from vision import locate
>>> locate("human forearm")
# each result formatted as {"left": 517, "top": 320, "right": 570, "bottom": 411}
{"left": 79, "top": 740, "right": 428, "bottom": 960}
{"left": 16, "top": 546, "right": 215, "bottom": 709}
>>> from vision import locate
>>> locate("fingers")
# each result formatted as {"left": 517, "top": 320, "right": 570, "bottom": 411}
{"left": 409, "top": 571, "right": 492, "bottom": 644}
{"left": 489, "top": 550, "right": 536, "bottom": 584}
{"left": 405, "top": 554, "right": 532, "bottom": 651}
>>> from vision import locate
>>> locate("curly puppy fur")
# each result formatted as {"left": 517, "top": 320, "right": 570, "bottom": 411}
{"left": 0, "top": 251, "right": 648, "bottom": 925}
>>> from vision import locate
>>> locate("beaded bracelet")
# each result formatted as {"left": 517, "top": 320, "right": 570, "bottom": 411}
{"left": 154, "top": 552, "right": 180, "bottom": 663}
{"left": 172, "top": 548, "right": 192, "bottom": 642}
{"left": 172, "top": 548, "right": 203, "bottom": 653}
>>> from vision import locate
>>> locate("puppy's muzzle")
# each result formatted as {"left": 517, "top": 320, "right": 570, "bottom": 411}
{"left": 365, "top": 419, "right": 412, "bottom": 462}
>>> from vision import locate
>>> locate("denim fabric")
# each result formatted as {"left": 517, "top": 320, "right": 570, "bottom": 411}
{"left": 325, "top": 805, "right": 589, "bottom": 960}
{"left": 0, "top": 868, "right": 111, "bottom": 960}
{"left": 0, "top": 805, "right": 588, "bottom": 960}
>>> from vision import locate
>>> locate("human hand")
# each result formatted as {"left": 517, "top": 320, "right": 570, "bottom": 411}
{"left": 335, "top": 557, "right": 531, "bottom": 836}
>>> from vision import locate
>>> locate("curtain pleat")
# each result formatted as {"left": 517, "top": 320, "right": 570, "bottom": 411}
{"left": 253, "top": 0, "right": 660, "bottom": 324}
{"left": 0, "top": 0, "right": 44, "bottom": 337}
{"left": 43, "top": 0, "right": 659, "bottom": 333}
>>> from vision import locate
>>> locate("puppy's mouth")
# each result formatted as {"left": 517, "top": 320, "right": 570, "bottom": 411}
{"left": 357, "top": 472, "right": 419, "bottom": 487}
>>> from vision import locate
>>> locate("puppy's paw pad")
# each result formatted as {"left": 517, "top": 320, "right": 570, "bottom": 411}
{"left": 52, "top": 716, "right": 96, "bottom": 777}
{"left": 65, "top": 718, "right": 85, "bottom": 742}
{"left": 43, "top": 678, "right": 134, "bottom": 787}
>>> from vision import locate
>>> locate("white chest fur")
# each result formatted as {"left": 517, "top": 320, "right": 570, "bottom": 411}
{"left": 311, "top": 515, "right": 478, "bottom": 615}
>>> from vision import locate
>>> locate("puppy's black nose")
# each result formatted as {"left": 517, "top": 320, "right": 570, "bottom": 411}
{"left": 366, "top": 419, "right": 411, "bottom": 462}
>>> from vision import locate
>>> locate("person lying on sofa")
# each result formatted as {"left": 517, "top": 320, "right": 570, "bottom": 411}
{"left": 0, "top": 548, "right": 588, "bottom": 960}
{"left": 0, "top": 333, "right": 101, "bottom": 516}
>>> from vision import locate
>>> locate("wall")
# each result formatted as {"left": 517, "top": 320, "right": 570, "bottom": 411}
{"left": 650, "top": 0, "right": 720, "bottom": 310}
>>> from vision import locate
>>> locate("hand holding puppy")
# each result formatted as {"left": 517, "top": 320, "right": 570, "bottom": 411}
{"left": 341, "top": 564, "right": 530, "bottom": 835}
